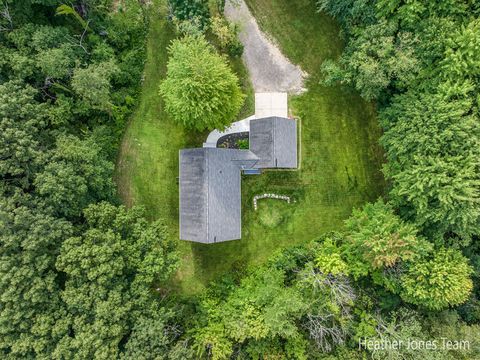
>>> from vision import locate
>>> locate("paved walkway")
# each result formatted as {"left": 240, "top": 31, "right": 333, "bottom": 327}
{"left": 225, "top": 0, "right": 306, "bottom": 94}
{"left": 204, "top": 92, "right": 289, "bottom": 148}
{"left": 204, "top": 115, "right": 255, "bottom": 147}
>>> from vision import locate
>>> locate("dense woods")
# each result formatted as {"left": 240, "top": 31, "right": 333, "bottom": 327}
{"left": 0, "top": 0, "right": 479, "bottom": 359}
{"left": 0, "top": 0, "right": 177, "bottom": 358}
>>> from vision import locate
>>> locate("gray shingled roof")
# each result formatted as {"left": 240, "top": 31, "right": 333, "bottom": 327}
{"left": 180, "top": 117, "right": 297, "bottom": 244}
{"left": 179, "top": 148, "right": 258, "bottom": 243}
{"left": 249, "top": 117, "right": 297, "bottom": 168}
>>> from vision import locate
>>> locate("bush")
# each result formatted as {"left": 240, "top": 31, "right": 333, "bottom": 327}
{"left": 168, "top": 0, "right": 210, "bottom": 30}
{"left": 210, "top": 15, "right": 244, "bottom": 57}
{"left": 236, "top": 138, "right": 249, "bottom": 149}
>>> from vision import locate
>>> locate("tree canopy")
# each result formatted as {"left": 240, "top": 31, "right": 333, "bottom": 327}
{"left": 159, "top": 35, "right": 244, "bottom": 131}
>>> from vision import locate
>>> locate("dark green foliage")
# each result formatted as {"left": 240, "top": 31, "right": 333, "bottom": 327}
{"left": 122, "top": 312, "right": 195, "bottom": 360}
{"left": 34, "top": 134, "right": 115, "bottom": 218}
{"left": 168, "top": 0, "right": 210, "bottom": 29}
{"left": 71, "top": 61, "right": 120, "bottom": 112}
{"left": 318, "top": 0, "right": 480, "bottom": 244}
{"left": 0, "top": 197, "right": 72, "bottom": 358}
{"left": 0, "top": 81, "right": 50, "bottom": 191}
{"left": 0, "top": 0, "right": 169, "bottom": 358}
{"left": 381, "top": 85, "right": 480, "bottom": 242}
{"left": 56, "top": 203, "right": 178, "bottom": 358}
{"left": 321, "top": 20, "right": 419, "bottom": 100}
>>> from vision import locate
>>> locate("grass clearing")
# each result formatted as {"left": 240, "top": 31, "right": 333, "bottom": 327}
{"left": 116, "top": 0, "right": 385, "bottom": 295}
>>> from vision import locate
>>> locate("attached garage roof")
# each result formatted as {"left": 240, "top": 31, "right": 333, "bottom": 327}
{"left": 249, "top": 117, "right": 297, "bottom": 168}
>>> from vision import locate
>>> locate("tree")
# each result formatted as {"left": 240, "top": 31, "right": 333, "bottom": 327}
{"left": 381, "top": 86, "right": 480, "bottom": 242}
{"left": 56, "top": 202, "right": 178, "bottom": 358}
{"left": 297, "top": 263, "right": 356, "bottom": 353}
{"left": 321, "top": 21, "right": 419, "bottom": 100}
{"left": 159, "top": 35, "right": 244, "bottom": 131}
{"left": 367, "top": 309, "right": 455, "bottom": 360}
{"left": 121, "top": 311, "right": 194, "bottom": 360}
{"left": 210, "top": 16, "right": 243, "bottom": 56}
{"left": 194, "top": 268, "right": 308, "bottom": 359}
{"left": 400, "top": 248, "right": 473, "bottom": 310}
{"left": 37, "top": 45, "right": 75, "bottom": 79}
{"left": 343, "top": 200, "right": 431, "bottom": 278}
{"left": 314, "top": 235, "right": 349, "bottom": 276}
{"left": 0, "top": 81, "right": 50, "bottom": 191}
{"left": 168, "top": 0, "right": 210, "bottom": 29}
{"left": 0, "top": 196, "right": 72, "bottom": 358}
{"left": 440, "top": 18, "right": 480, "bottom": 80}
{"left": 71, "top": 60, "right": 119, "bottom": 112}
{"left": 33, "top": 134, "right": 115, "bottom": 218}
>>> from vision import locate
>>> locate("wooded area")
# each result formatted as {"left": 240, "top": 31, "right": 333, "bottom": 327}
{"left": 0, "top": 0, "right": 479, "bottom": 359}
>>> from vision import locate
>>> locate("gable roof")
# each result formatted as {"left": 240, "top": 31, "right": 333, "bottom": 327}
{"left": 249, "top": 117, "right": 297, "bottom": 168}
{"left": 179, "top": 148, "right": 258, "bottom": 243}
{"left": 179, "top": 116, "right": 297, "bottom": 244}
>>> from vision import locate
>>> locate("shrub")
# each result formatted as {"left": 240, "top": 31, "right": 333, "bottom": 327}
{"left": 236, "top": 138, "right": 249, "bottom": 149}
{"left": 210, "top": 15, "right": 244, "bottom": 57}
{"left": 168, "top": 0, "right": 210, "bottom": 30}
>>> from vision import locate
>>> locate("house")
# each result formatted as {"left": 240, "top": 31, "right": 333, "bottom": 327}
{"left": 179, "top": 116, "right": 297, "bottom": 244}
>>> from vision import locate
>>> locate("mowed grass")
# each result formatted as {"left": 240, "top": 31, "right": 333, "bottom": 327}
{"left": 116, "top": 0, "right": 385, "bottom": 295}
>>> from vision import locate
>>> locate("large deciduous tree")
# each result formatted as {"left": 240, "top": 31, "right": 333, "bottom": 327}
{"left": 56, "top": 202, "right": 178, "bottom": 359}
{"left": 159, "top": 35, "right": 244, "bottom": 131}
{"left": 321, "top": 21, "right": 419, "bottom": 100}
{"left": 34, "top": 134, "right": 115, "bottom": 218}
{"left": 0, "top": 197, "right": 72, "bottom": 358}
{"left": 0, "top": 81, "right": 49, "bottom": 191}
{"left": 343, "top": 200, "right": 431, "bottom": 278}
{"left": 71, "top": 61, "right": 119, "bottom": 112}
{"left": 400, "top": 248, "right": 473, "bottom": 310}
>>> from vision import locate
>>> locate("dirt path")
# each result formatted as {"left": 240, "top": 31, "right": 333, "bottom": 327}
{"left": 225, "top": 0, "right": 306, "bottom": 94}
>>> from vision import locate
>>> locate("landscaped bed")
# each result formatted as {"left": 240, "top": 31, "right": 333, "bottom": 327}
{"left": 217, "top": 131, "right": 249, "bottom": 149}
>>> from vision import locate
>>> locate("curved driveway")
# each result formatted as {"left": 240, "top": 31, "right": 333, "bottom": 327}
{"left": 225, "top": 0, "right": 306, "bottom": 94}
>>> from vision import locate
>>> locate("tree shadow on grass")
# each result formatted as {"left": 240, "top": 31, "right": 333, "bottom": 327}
{"left": 189, "top": 239, "right": 252, "bottom": 287}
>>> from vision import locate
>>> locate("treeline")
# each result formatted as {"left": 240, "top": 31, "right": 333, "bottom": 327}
{"left": 0, "top": 0, "right": 181, "bottom": 358}
{"left": 318, "top": 0, "right": 480, "bottom": 243}
{"left": 1, "top": 0, "right": 480, "bottom": 359}
{"left": 316, "top": 0, "right": 480, "bottom": 317}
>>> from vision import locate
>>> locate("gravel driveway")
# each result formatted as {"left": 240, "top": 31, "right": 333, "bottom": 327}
{"left": 225, "top": 0, "right": 306, "bottom": 94}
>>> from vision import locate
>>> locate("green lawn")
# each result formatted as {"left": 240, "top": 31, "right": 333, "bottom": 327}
{"left": 116, "top": 0, "right": 385, "bottom": 295}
